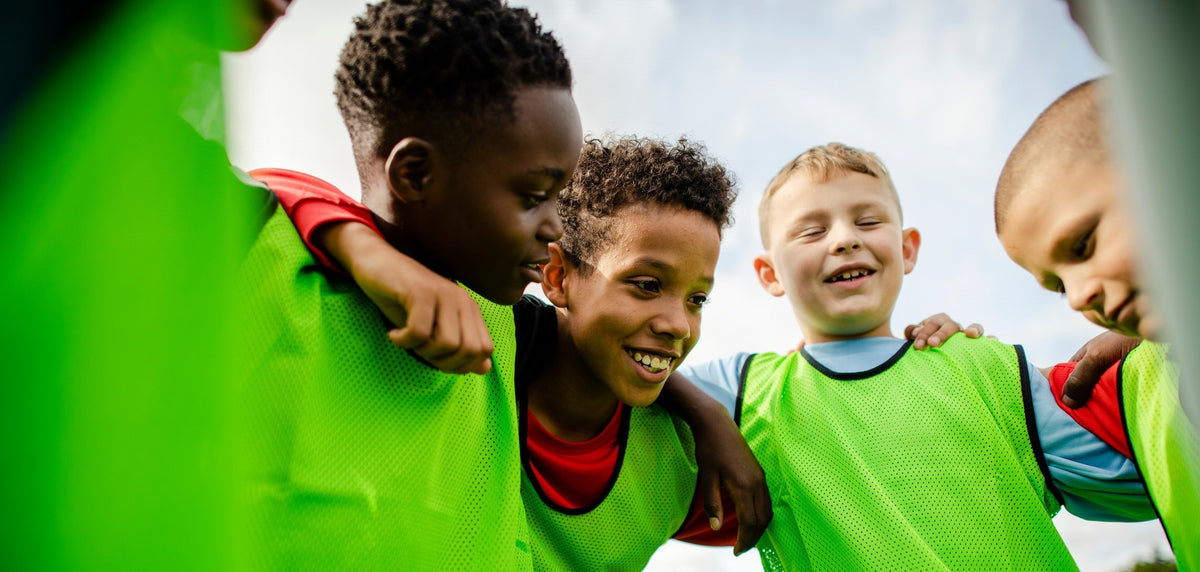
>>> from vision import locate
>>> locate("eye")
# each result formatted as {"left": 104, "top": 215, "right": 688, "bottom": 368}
{"left": 630, "top": 278, "right": 661, "bottom": 294}
{"left": 857, "top": 217, "right": 882, "bottom": 227}
{"left": 523, "top": 192, "right": 550, "bottom": 209}
{"left": 797, "top": 226, "right": 825, "bottom": 239}
{"left": 687, "top": 292, "right": 710, "bottom": 308}
{"left": 1070, "top": 226, "right": 1095, "bottom": 259}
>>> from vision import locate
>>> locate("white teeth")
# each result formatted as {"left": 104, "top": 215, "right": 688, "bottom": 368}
{"left": 832, "top": 269, "right": 870, "bottom": 282}
{"left": 629, "top": 350, "right": 672, "bottom": 373}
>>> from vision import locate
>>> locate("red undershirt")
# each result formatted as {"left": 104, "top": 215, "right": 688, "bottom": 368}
{"left": 1046, "top": 361, "right": 1131, "bottom": 459}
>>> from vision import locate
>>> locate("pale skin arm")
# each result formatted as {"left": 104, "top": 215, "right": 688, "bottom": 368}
{"left": 318, "top": 221, "right": 495, "bottom": 375}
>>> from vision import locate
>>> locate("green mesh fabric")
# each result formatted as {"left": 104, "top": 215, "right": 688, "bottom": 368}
{"left": 740, "top": 335, "right": 1074, "bottom": 571}
{"left": 1120, "top": 342, "right": 1200, "bottom": 571}
{"left": 522, "top": 405, "right": 697, "bottom": 571}
{"left": 236, "top": 208, "right": 531, "bottom": 571}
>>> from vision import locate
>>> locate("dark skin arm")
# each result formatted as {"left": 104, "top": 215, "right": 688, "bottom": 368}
{"left": 658, "top": 372, "right": 771, "bottom": 556}
{"left": 319, "top": 220, "right": 495, "bottom": 375}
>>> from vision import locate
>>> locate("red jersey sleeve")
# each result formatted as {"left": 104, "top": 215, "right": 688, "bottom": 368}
{"left": 1047, "top": 361, "right": 1131, "bottom": 459}
{"left": 248, "top": 168, "right": 379, "bottom": 271}
{"left": 672, "top": 491, "right": 737, "bottom": 546}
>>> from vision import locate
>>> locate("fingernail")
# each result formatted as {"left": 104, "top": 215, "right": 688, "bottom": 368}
{"left": 929, "top": 336, "right": 940, "bottom": 346}
{"left": 1062, "top": 396, "right": 1080, "bottom": 409}
{"left": 709, "top": 516, "right": 721, "bottom": 530}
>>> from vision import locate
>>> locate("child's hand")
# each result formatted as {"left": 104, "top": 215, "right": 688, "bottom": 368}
{"left": 903, "top": 313, "right": 984, "bottom": 350}
{"left": 322, "top": 221, "right": 495, "bottom": 375}
{"left": 689, "top": 400, "right": 772, "bottom": 555}
{"left": 1060, "top": 331, "right": 1141, "bottom": 408}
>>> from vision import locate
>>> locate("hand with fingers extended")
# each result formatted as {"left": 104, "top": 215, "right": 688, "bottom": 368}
{"left": 903, "top": 312, "right": 984, "bottom": 350}
{"left": 320, "top": 220, "right": 496, "bottom": 375}
{"left": 1060, "top": 331, "right": 1141, "bottom": 408}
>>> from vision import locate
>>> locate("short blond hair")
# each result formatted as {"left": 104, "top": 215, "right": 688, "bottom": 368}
{"left": 758, "top": 142, "right": 900, "bottom": 247}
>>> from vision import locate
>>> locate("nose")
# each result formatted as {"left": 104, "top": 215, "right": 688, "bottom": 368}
{"left": 536, "top": 206, "right": 563, "bottom": 243}
{"left": 828, "top": 225, "right": 862, "bottom": 255}
{"left": 650, "top": 301, "right": 692, "bottom": 342}
{"left": 1063, "top": 272, "right": 1103, "bottom": 314}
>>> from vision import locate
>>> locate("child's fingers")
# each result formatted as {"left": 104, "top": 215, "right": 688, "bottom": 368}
{"left": 964, "top": 323, "right": 984, "bottom": 338}
{"left": 455, "top": 306, "right": 495, "bottom": 375}
{"left": 730, "top": 481, "right": 766, "bottom": 556}
{"left": 925, "top": 320, "right": 963, "bottom": 349}
{"left": 701, "top": 472, "right": 724, "bottom": 532}
{"left": 388, "top": 300, "right": 435, "bottom": 349}
{"left": 737, "top": 481, "right": 773, "bottom": 556}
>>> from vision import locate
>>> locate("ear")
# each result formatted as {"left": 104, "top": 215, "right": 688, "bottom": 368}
{"left": 542, "top": 243, "right": 571, "bottom": 308}
{"left": 901, "top": 227, "right": 921, "bottom": 274}
{"left": 384, "top": 137, "right": 438, "bottom": 204}
{"left": 753, "top": 253, "right": 786, "bottom": 297}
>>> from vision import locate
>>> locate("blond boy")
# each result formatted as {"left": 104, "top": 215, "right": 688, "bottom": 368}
{"left": 678, "top": 143, "right": 1149, "bottom": 570}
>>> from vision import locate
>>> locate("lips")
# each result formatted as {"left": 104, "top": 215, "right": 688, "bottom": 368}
{"left": 824, "top": 264, "right": 876, "bottom": 284}
{"left": 624, "top": 348, "right": 679, "bottom": 376}
{"left": 518, "top": 258, "right": 548, "bottom": 283}
{"left": 1105, "top": 294, "right": 1139, "bottom": 330}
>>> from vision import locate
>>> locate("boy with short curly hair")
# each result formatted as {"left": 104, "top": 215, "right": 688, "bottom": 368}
{"left": 239, "top": 0, "right": 581, "bottom": 568}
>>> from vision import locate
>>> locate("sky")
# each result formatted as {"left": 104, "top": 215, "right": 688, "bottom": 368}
{"left": 224, "top": 1, "right": 1172, "bottom": 569}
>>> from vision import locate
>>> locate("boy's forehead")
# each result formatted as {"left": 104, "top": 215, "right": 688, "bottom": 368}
{"left": 769, "top": 171, "right": 901, "bottom": 221}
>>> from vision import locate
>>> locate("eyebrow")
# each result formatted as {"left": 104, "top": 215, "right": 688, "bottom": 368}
{"left": 525, "top": 166, "right": 567, "bottom": 181}
{"left": 630, "top": 256, "right": 715, "bottom": 287}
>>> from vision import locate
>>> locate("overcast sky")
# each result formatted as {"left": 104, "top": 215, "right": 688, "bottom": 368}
{"left": 224, "top": 1, "right": 1172, "bottom": 569}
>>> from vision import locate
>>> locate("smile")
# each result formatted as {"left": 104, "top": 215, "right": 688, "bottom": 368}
{"left": 825, "top": 268, "right": 875, "bottom": 283}
{"left": 626, "top": 349, "right": 675, "bottom": 373}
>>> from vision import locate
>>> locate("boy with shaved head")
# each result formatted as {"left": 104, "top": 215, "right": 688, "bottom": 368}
{"left": 996, "top": 77, "right": 1200, "bottom": 569}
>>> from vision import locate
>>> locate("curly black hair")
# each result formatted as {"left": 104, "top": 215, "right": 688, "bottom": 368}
{"left": 557, "top": 137, "right": 737, "bottom": 267}
{"left": 334, "top": 0, "right": 572, "bottom": 158}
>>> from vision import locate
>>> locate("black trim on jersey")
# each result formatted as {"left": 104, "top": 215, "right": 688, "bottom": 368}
{"left": 734, "top": 353, "right": 756, "bottom": 426}
{"left": 1016, "top": 344, "right": 1065, "bottom": 507}
{"left": 1115, "top": 354, "right": 1174, "bottom": 550}
{"left": 514, "top": 295, "right": 634, "bottom": 515}
{"left": 514, "top": 295, "right": 558, "bottom": 394}
{"left": 798, "top": 340, "right": 912, "bottom": 380}
{"left": 518, "top": 387, "right": 634, "bottom": 515}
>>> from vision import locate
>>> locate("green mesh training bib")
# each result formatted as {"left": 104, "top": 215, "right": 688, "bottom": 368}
{"left": 520, "top": 404, "right": 698, "bottom": 571}
{"left": 1120, "top": 341, "right": 1200, "bottom": 571}
{"left": 739, "top": 335, "right": 1075, "bottom": 571}
{"left": 236, "top": 208, "right": 531, "bottom": 571}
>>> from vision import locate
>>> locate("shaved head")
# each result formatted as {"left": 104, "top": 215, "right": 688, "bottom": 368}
{"left": 995, "top": 78, "right": 1109, "bottom": 234}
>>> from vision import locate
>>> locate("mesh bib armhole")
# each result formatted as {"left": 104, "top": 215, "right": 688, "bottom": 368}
{"left": 735, "top": 354, "right": 757, "bottom": 427}
{"left": 1017, "top": 344, "right": 1065, "bottom": 507}
{"left": 1115, "top": 356, "right": 1173, "bottom": 549}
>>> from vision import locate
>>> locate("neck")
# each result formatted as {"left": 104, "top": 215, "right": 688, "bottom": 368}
{"left": 360, "top": 179, "right": 454, "bottom": 280}
{"left": 801, "top": 319, "right": 895, "bottom": 345}
{"left": 526, "top": 307, "right": 620, "bottom": 443}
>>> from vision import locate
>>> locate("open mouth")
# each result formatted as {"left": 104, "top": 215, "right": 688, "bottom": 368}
{"left": 825, "top": 268, "right": 875, "bottom": 283}
{"left": 626, "top": 349, "right": 675, "bottom": 374}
